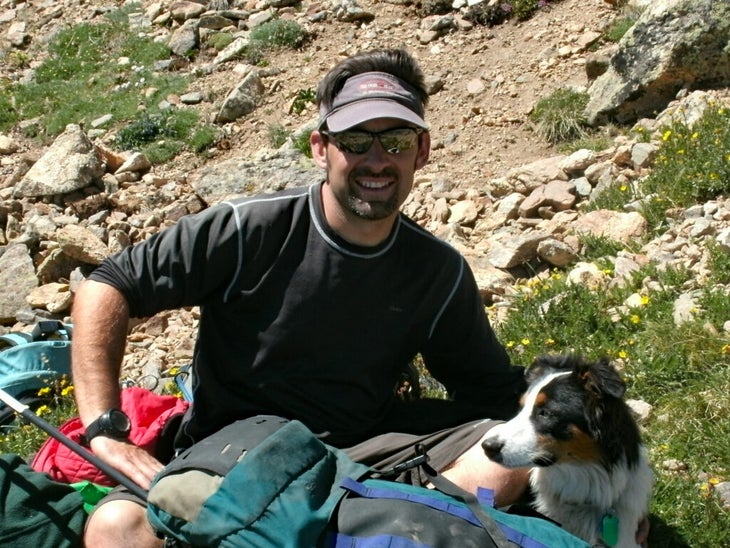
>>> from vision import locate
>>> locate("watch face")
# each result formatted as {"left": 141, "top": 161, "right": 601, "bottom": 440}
{"left": 109, "top": 409, "right": 131, "bottom": 432}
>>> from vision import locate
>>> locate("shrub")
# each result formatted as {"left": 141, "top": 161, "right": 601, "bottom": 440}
{"left": 530, "top": 88, "right": 590, "bottom": 144}
{"left": 267, "top": 123, "right": 290, "bottom": 149}
{"left": 290, "top": 88, "right": 316, "bottom": 115}
{"left": 115, "top": 109, "right": 203, "bottom": 163}
{"left": 292, "top": 131, "right": 313, "bottom": 158}
{"left": 116, "top": 113, "right": 177, "bottom": 150}
{"left": 246, "top": 19, "right": 309, "bottom": 64}
{"left": 206, "top": 32, "right": 236, "bottom": 52}
{"left": 190, "top": 124, "right": 220, "bottom": 153}
{"left": 604, "top": 15, "right": 636, "bottom": 43}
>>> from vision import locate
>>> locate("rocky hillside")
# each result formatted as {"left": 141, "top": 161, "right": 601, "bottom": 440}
{"left": 1, "top": 0, "right": 729, "bottom": 386}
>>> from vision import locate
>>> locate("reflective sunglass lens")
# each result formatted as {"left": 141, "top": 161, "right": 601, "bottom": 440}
{"left": 379, "top": 130, "right": 418, "bottom": 154}
{"left": 326, "top": 128, "right": 421, "bottom": 155}
{"left": 338, "top": 133, "right": 373, "bottom": 154}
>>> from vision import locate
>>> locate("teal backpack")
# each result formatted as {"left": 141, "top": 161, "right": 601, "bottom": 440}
{"left": 146, "top": 416, "right": 590, "bottom": 548}
{"left": 0, "top": 320, "right": 72, "bottom": 425}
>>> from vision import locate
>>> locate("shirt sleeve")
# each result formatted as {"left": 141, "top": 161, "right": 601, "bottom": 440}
{"left": 89, "top": 203, "right": 241, "bottom": 318}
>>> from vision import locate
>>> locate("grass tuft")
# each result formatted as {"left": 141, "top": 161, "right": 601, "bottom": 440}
{"left": 530, "top": 88, "right": 590, "bottom": 144}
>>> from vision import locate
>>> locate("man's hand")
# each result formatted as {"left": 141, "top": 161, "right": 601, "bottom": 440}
{"left": 90, "top": 436, "right": 164, "bottom": 490}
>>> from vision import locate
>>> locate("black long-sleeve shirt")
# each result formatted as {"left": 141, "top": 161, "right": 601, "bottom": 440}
{"left": 90, "top": 182, "right": 525, "bottom": 447}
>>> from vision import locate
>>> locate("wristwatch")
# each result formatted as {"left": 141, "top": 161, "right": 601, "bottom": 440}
{"left": 82, "top": 408, "right": 132, "bottom": 445}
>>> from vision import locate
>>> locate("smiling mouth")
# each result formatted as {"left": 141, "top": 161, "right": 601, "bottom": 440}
{"left": 358, "top": 179, "right": 393, "bottom": 190}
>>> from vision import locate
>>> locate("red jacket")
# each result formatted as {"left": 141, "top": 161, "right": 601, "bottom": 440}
{"left": 32, "top": 387, "right": 189, "bottom": 486}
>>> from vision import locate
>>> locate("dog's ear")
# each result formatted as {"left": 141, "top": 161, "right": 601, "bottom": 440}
{"left": 526, "top": 354, "right": 562, "bottom": 383}
{"left": 577, "top": 357, "right": 626, "bottom": 400}
{"left": 528, "top": 353, "right": 580, "bottom": 383}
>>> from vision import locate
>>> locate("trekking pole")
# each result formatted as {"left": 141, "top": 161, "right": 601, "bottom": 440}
{"left": 0, "top": 387, "right": 148, "bottom": 501}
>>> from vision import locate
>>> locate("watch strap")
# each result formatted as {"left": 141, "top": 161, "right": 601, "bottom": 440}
{"left": 82, "top": 409, "right": 130, "bottom": 445}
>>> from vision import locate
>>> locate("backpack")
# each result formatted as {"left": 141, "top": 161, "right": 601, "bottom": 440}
{"left": 325, "top": 477, "right": 589, "bottom": 548}
{"left": 146, "top": 416, "right": 590, "bottom": 548}
{"left": 0, "top": 320, "right": 72, "bottom": 425}
{"left": 0, "top": 453, "right": 87, "bottom": 548}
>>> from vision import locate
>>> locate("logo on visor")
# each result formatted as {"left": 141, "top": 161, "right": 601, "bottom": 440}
{"left": 357, "top": 78, "right": 398, "bottom": 94}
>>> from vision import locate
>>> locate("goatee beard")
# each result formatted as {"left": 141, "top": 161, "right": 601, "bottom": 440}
{"left": 346, "top": 168, "right": 400, "bottom": 220}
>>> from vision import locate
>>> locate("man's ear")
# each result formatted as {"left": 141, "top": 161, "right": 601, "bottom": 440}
{"left": 310, "top": 131, "right": 328, "bottom": 169}
{"left": 415, "top": 131, "right": 430, "bottom": 170}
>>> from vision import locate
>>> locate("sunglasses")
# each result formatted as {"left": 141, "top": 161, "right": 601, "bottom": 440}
{"left": 322, "top": 127, "right": 424, "bottom": 155}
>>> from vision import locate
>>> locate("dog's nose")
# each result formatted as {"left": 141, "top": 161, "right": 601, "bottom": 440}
{"left": 481, "top": 438, "right": 504, "bottom": 461}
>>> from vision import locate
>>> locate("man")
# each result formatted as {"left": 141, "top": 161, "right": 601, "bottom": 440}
{"left": 72, "top": 48, "right": 530, "bottom": 547}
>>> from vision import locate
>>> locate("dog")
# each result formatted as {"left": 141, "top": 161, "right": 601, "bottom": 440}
{"left": 482, "top": 354, "right": 653, "bottom": 547}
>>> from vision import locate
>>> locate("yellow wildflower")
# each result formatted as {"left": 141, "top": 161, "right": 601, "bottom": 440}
{"left": 35, "top": 405, "right": 51, "bottom": 416}
{"left": 61, "top": 385, "right": 74, "bottom": 397}
{"left": 520, "top": 338, "right": 531, "bottom": 346}
{"left": 618, "top": 350, "right": 628, "bottom": 359}
{"left": 630, "top": 314, "right": 641, "bottom": 324}
{"left": 37, "top": 386, "right": 51, "bottom": 396}
{"left": 506, "top": 341, "right": 516, "bottom": 349}
{"left": 662, "top": 130, "right": 672, "bottom": 141}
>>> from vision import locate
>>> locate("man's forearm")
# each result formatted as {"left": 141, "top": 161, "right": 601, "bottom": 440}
{"left": 71, "top": 279, "right": 130, "bottom": 426}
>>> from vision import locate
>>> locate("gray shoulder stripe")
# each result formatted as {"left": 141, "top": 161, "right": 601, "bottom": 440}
{"left": 221, "top": 201, "right": 244, "bottom": 303}
{"left": 220, "top": 189, "right": 310, "bottom": 301}
{"left": 429, "top": 256, "right": 465, "bottom": 339}
{"left": 400, "top": 220, "right": 464, "bottom": 338}
{"left": 221, "top": 188, "right": 310, "bottom": 213}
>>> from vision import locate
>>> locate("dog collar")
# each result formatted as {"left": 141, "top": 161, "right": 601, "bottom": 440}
{"left": 600, "top": 509, "right": 619, "bottom": 547}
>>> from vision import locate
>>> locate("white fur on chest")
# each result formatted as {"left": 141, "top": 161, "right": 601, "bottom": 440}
{"left": 530, "top": 448, "right": 653, "bottom": 548}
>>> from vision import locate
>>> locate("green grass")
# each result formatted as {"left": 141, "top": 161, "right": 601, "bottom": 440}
{"left": 643, "top": 106, "right": 730, "bottom": 206}
{"left": 0, "top": 4, "right": 216, "bottom": 159}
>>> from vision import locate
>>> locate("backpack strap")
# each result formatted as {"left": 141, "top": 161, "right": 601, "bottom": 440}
{"left": 370, "top": 443, "right": 512, "bottom": 547}
{"left": 419, "top": 461, "right": 513, "bottom": 548}
{"left": 0, "top": 321, "right": 72, "bottom": 351}
{"left": 0, "top": 332, "right": 33, "bottom": 349}
{"left": 30, "top": 320, "right": 72, "bottom": 341}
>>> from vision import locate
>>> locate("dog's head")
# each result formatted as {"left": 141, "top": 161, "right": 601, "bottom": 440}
{"left": 482, "top": 354, "right": 641, "bottom": 469}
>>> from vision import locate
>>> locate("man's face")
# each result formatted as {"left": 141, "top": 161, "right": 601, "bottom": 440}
{"left": 312, "top": 117, "right": 430, "bottom": 224}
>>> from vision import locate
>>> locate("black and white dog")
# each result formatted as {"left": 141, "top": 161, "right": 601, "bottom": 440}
{"left": 482, "top": 354, "right": 653, "bottom": 547}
